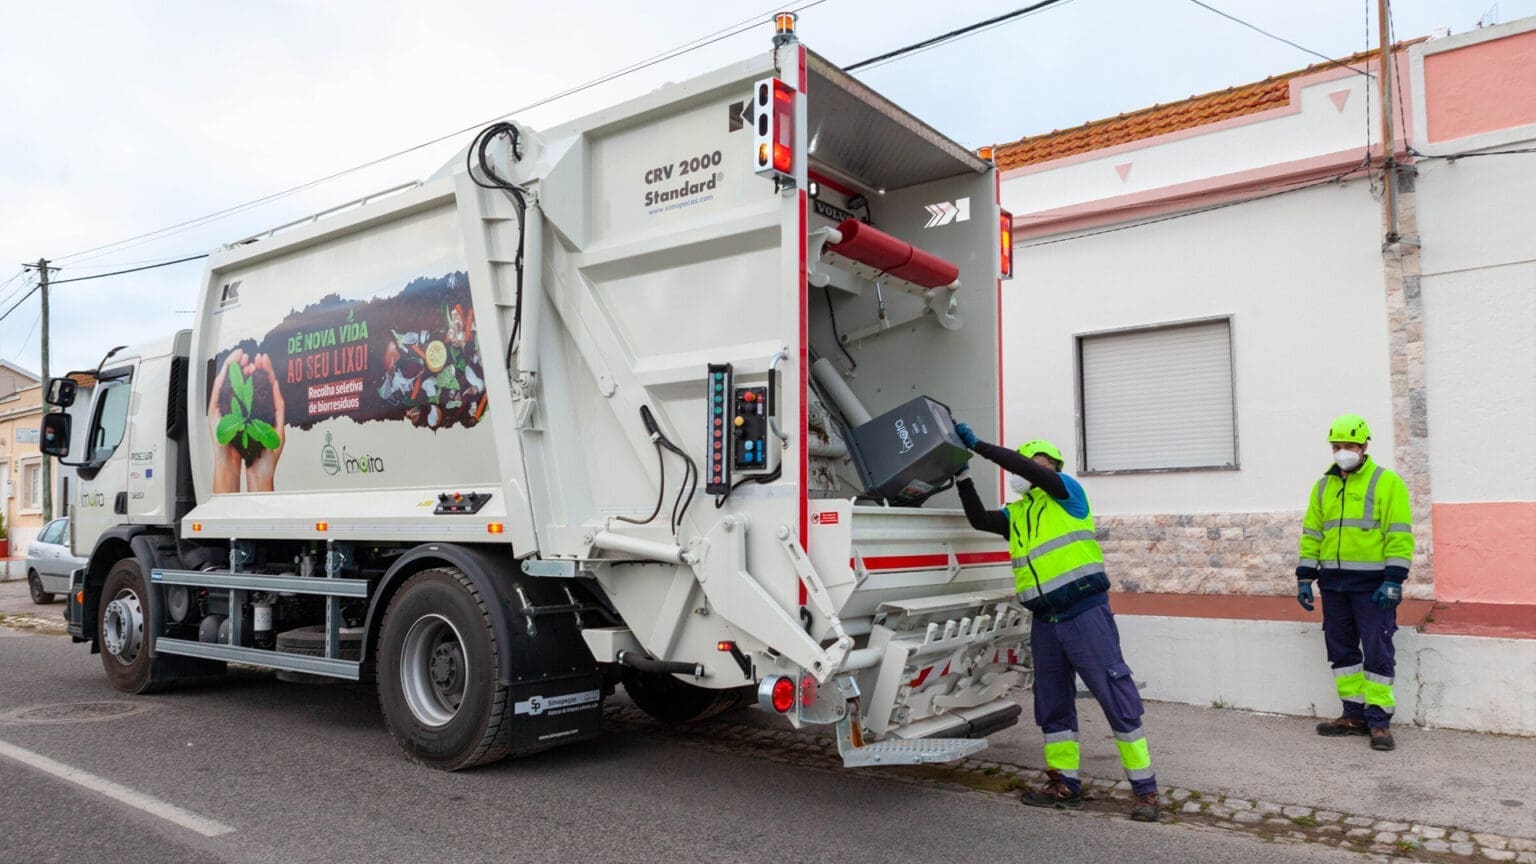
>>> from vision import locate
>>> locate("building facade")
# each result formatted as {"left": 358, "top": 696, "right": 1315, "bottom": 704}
{"left": 994, "top": 20, "right": 1536, "bottom": 604}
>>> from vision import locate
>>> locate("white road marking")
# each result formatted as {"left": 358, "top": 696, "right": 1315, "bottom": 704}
{"left": 0, "top": 738, "right": 234, "bottom": 837}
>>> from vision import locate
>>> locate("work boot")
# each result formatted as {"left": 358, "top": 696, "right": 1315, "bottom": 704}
{"left": 1130, "top": 791, "right": 1161, "bottom": 823}
{"left": 1315, "top": 717, "right": 1369, "bottom": 737}
{"left": 1370, "top": 728, "right": 1395, "bottom": 751}
{"left": 1020, "top": 770, "right": 1083, "bottom": 810}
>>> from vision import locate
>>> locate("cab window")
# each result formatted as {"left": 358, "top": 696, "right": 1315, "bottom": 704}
{"left": 89, "top": 377, "right": 132, "bottom": 464}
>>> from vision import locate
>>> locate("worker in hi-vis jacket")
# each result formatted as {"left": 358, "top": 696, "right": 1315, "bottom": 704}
{"left": 951, "top": 423, "right": 1160, "bottom": 823}
{"left": 1297, "top": 414, "right": 1413, "bottom": 752}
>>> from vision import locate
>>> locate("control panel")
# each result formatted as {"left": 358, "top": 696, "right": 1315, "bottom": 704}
{"left": 731, "top": 385, "right": 771, "bottom": 473}
{"left": 434, "top": 491, "right": 491, "bottom": 514}
{"left": 706, "top": 363, "right": 780, "bottom": 496}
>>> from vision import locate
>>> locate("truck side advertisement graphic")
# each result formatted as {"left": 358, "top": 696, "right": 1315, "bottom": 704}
{"left": 206, "top": 271, "right": 484, "bottom": 493}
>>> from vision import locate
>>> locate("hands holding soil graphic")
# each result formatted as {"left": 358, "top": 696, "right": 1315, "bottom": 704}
{"left": 209, "top": 349, "right": 286, "bottom": 493}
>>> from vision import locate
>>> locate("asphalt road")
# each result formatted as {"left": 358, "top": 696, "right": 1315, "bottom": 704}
{"left": 0, "top": 628, "right": 1370, "bottom": 864}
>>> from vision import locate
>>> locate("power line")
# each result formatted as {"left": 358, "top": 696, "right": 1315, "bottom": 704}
{"left": 846, "top": 0, "right": 1074, "bottom": 72}
{"left": 47, "top": 253, "right": 210, "bottom": 285}
{"left": 0, "top": 272, "right": 34, "bottom": 309}
{"left": 0, "top": 283, "right": 40, "bottom": 326}
{"left": 1185, "top": 0, "right": 1373, "bottom": 77}
{"left": 52, "top": 1, "right": 831, "bottom": 268}
{"left": 10, "top": 308, "right": 42, "bottom": 360}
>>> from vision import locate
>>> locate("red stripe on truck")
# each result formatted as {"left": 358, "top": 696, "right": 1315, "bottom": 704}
{"left": 850, "top": 551, "right": 1011, "bottom": 572}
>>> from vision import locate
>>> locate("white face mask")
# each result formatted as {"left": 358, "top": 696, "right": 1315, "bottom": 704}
{"left": 1333, "top": 449, "right": 1363, "bottom": 471}
{"left": 1009, "top": 474, "right": 1032, "bottom": 495}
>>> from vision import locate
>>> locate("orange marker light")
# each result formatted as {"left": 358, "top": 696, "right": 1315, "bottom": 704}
{"left": 75, "top": 591, "right": 85, "bottom": 605}
{"left": 487, "top": 522, "right": 505, "bottom": 535}
{"left": 315, "top": 521, "right": 329, "bottom": 532}
{"left": 191, "top": 522, "right": 203, "bottom": 533}
{"left": 717, "top": 641, "right": 736, "bottom": 652}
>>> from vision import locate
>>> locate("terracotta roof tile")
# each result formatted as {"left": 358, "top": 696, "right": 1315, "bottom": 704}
{"left": 991, "top": 43, "right": 1421, "bottom": 171}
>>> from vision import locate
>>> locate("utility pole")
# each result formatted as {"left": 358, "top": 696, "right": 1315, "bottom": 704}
{"left": 1378, "top": 0, "right": 1400, "bottom": 245}
{"left": 24, "top": 258, "right": 57, "bottom": 521}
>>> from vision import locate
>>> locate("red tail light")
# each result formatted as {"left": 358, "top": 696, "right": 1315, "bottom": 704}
{"left": 999, "top": 209, "right": 1014, "bottom": 280}
{"left": 754, "top": 77, "right": 796, "bottom": 182}
{"left": 770, "top": 676, "right": 796, "bottom": 713}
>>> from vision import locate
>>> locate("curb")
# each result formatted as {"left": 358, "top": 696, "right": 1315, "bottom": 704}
{"left": 602, "top": 704, "right": 1536, "bottom": 862}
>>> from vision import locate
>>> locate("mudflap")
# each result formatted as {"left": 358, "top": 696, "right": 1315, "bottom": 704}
{"left": 507, "top": 671, "right": 606, "bottom": 753}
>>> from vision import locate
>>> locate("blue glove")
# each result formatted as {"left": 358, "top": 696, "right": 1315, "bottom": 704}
{"left": 954, "top": 422, "right": 979, "bottom": 449}
{"left": 1372, "top": 582, "right": 1402, "bottom": 611}
{"left": 1296, "top": 581, "right": 1315, "bottom": 612}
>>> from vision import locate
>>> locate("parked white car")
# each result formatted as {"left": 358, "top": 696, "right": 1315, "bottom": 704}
{"left": 26, "top": 518, "right": 85, "bottom": 605}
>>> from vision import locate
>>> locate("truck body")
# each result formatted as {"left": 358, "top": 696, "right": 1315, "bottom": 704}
{"left": 48, "top": 27, "right": 1028, "bottom": 770}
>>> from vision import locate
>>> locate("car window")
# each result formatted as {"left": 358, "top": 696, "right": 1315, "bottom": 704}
{"left": 39, "top": 519, "right": 65, "bottom": 545}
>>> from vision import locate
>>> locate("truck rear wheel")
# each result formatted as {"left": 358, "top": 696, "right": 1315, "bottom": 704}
{"left": 621, "top": 667, "right": 750, "bottom": 724}
{"left": 376, "top": 567, "right": 511, "bottom": 770}
{"left": 98, "top": 559, "right": 160, "bottom": 694}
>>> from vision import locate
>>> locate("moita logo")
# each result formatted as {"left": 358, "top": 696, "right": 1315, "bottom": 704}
{"left": 218, "top": 280, "right": 242, "bottom": 309}
{"left": 342, "top": 445, "right": 385, "bottom": 475}
{"left": 320, "top": 432, "right": 341, "bottom": 476}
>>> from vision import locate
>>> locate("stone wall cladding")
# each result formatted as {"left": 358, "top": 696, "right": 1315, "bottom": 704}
{"left": 1096, "top": 509, "right": 1434, "bottom": 599}
{"left": 1384, "top": 173, "right": 1435, "bottom": 597}
{"left": 1096, "top": 512, "right": 1302, "bottom": 596}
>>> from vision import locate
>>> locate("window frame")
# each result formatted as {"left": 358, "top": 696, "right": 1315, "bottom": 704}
{"left": 19, "top": 458, "right": 43, "bottom": 513}
{"left": 1073, "top": 314, "right": 1241, "bottom": 476}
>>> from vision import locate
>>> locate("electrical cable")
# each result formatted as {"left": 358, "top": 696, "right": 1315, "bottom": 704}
{"left": 0, "top": 283, "right": 40, "bottom": 326}
{"left": 823, "top": 286, "right": 858, "bottom": 370}
{"left": 52, "top": 0, "right": 833, "bottom": 269}
{"left": 466, "top": 123, "right": 530, "bottom": 365}
{"left": 9, "top": 308, "right": 42, "bottom": 360}
{"left": 47, "top": 253, "right": 209, "bottom": 285}
{"left": 615, "top": 434, "right": 667, "bottom": 526}
{"left": 846, "top": 0, "right": 1073, "bottom": 72}
{"left": 1184, "top": 0, "right": 1372, "bottom": 77}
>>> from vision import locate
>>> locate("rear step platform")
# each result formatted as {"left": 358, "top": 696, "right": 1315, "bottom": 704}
{"left": 835, "top": 708, "right": 987, "bottom": 767}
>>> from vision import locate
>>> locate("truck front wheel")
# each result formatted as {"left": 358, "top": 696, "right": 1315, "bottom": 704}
{"left": 377, "top": 567, "right": 511, "bottom": 770}
{"left": 99, "top": 560, "right": 158, "bottom": 694}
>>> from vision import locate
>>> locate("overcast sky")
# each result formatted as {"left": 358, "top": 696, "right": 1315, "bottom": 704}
{"left": 2, "top": 0, "right": 1530, "bottom": 375}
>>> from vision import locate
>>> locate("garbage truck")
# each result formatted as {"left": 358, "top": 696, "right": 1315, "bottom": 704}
{"left": 42, "top": 16, "right": 1027, "bottom": 771}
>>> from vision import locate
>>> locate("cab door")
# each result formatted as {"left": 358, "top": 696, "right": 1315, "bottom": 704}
{"left": 72, "top": 361, "right": 138, "bottom": 553}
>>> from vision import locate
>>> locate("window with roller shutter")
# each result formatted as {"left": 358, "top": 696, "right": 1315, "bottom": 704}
{"left": 1077, "top": 317, "right": 1237, "bottom": 473}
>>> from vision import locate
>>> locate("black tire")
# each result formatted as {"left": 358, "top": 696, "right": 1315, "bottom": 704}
{"left": 622, "top": 667, "right": 751, "bottom": 723}
{"left": 376, "top": 567, "right": 511, "bottom": 770}
{"left": 98, "top": 559, "right": 160, "bottom": 694}
{"left": 28, "top": 570, "right": 55, "bottom": 605}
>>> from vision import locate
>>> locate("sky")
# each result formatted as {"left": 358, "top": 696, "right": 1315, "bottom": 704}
{"left": 2, "top": 0, "right": 1531, "bottom": 376}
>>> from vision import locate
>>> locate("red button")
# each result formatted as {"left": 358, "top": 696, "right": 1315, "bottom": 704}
{"left": 744, "top": 391, "right": 756, "bottom": 403}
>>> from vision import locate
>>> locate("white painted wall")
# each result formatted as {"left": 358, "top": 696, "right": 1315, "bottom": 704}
{"left": 1415, "top": 148, "right": 1536, "bottom": 503}
{"left": 1118, "top": 614, "right": 1536, "bottom": 736}
{"left": 1005, "top": 70, "right": 1383, "bottom": 215}
{"left": 1004, "top": 182, "right": 1396, "bottom": 515}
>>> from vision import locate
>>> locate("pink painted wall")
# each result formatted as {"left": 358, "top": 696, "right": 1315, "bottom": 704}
{"left": 1432, "top": 502, "right": 1536, "bottom": 604}
{"left": 1424, "top": 28, "right": 1536, "bottom": 142}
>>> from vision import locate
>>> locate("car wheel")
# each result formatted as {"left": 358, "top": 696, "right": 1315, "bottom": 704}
{"left": 28, "top": 570, "right": 56, "bottom": 605}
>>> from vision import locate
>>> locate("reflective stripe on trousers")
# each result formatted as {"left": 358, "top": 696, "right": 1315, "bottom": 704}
{"left": 1114, "top": 726, "right": 1154, "bottom": 782}
{"left": 1043, "top": 729, "right": 1080, "bottom": 779}
{"left": 1333, "top": 663, "right": 1366, "bottom": 704}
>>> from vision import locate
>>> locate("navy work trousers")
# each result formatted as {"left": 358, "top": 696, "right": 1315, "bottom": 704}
{"left": 1321, "top": 588, "right": 1398, "bottom": 728}
{"left": 1032, "top": 603, "right": 1156, "bottom": 795}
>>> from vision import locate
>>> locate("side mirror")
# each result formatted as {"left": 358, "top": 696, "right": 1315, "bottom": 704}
{"left": 45, "top": 378, "right": 77, "bottom": 408}
{"left": 40, "top": 413, "right": 72, "bottom": 458}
